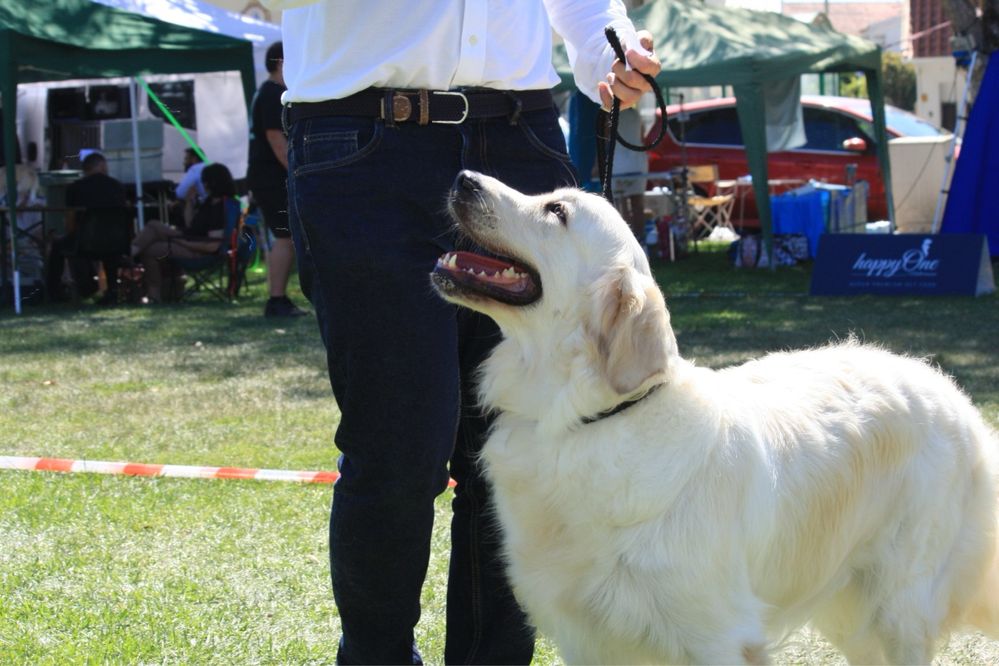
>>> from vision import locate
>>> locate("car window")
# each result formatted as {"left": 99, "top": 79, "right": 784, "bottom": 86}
{"left": 884, "top": 106, "right": 949, "bottom": 137}
{"left": 800, "top": 108, "right": 872, "bottom": 152}
{"left": 668, "top": 107, "right": 743, "bottom": 145}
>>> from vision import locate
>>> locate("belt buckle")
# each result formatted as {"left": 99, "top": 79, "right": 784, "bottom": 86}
{"left": 431, "top": 91, "right": 469, "bottom": 124}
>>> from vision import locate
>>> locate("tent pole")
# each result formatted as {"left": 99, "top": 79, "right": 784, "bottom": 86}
{"left": 734, "top": 84, "right": 775, "bottom": 269}
{"left": 864, "top": 55, "right": 895, "bottom": 231}
{"left": 129, "top": 78, "right": 145, "bottom": 230}
{"left": 2, "top": 44, "right": 21, "bottom": 313}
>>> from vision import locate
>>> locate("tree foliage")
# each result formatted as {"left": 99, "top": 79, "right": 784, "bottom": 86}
{"left": 882, "top": 52, "right": 917, "bottom": 110}
{"left": 838, "top": 52, "right": 916, "bottom": 111}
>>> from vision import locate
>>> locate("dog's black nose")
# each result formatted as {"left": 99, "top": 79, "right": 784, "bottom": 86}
{"left": 454, "top": 170, "right": 480, "bottom": 193}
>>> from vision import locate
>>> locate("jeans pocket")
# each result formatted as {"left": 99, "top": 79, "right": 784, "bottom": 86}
{"left": 517, "top": 109, "right": 577, "bottom": 186}
{"left": 292, "top": 117, "right": 383, "bottom": 177}
{"left": 518, "top": 109, "right": 571, "bottom": 161}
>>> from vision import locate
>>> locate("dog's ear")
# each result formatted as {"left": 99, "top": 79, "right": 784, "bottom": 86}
{"left": 587, "top": 266, "right": 677, "bottom": 395}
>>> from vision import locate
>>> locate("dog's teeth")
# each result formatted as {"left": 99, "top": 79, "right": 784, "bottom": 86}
{"left": 448, "top": 254, "right": 458, "bottom": 268}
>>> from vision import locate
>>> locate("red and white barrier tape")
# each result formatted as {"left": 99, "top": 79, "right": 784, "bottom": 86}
{"left": 0, "top": 455, "right": 459, "bottom": 487}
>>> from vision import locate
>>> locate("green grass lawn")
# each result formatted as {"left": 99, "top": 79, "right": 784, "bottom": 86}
{"left": 2, "top": 253, "right": 998, "bottom": 664}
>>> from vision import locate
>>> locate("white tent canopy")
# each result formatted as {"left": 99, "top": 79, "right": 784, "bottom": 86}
{"left": 91, "top": 0, "right": 281, "bottom": 86}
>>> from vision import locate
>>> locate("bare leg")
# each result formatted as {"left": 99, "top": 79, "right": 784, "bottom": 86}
{"left": 131, "top": 220, "right": 179, "bottom": 258}
{"left": 139, "top": 242, "right": 168, "bottom": 302}
{"left": 138, "top": 236, "right": 219, "bottom": 302}
{"left": 267, "top": 236, "right": 296, "bottom": 298}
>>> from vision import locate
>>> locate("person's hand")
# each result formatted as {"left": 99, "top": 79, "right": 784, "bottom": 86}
{"left": 598, "top": 30, "right": 660, "bottom": 110}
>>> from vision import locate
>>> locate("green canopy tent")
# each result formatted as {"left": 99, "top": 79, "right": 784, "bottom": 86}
{"left": 554, "top": 0, "right": 894, "bottom": 254}
{"left": 1, "top": 0, "right": 256, "bottom": 311}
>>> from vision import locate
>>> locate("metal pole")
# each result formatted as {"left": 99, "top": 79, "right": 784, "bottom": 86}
{"left": 129, "top": 78, "right": 145, "bottom": 230}
{"left": 2, "top": 70, "right": 21, "bottom": 313}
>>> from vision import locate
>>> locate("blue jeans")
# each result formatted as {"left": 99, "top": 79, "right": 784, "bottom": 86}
{"left": 285, "top": 98, "right": 577, "bottom": 665}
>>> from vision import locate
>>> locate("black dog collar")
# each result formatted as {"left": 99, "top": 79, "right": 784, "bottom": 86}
{"left": 580, "top": 382, "right": 664, "bottom": 426}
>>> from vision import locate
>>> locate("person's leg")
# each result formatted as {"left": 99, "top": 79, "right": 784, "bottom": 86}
{"left": 68, "top": 256, "right": 98, "bottom": 299}
{"left": 267, "top": 237, "right": 295, "bottom": 297}
{"left": 444, "top": 107, "right": 579, "bottom": 665}
{"left": 137, "top": 237, "right": 213, "bottom": 302}
{"left": 287, "top": 116, "right": 464, "bottom": 664}
{"left": 98, "top": 255, "right": 121, "bottom": 304}
{"left": 137, "top": 242, "right": 166, "bottom": 302}
{"left": 46, "top": 235, "right": 72, "bottom": 300}
{"left": 254, "top": 185, "right": 306, "bottom": 317}
{"left": 130, "top": 220, "right": 178, "bottom": 258}
{"left": 445, "top": 309, "right": 537, "bottom": 665}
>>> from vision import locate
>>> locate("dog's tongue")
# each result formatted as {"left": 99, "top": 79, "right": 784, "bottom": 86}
{"left": 435, "top": 251, "right": 531, "bottom": 289}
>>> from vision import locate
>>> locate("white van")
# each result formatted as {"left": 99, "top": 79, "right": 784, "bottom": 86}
{"left": 17, "top": 72, "right": 253, "bottom": 183}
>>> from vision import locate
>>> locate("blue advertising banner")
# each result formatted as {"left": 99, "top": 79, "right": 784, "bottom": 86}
{"left": 810, "top": 234, "right": 995, "bottom": 296}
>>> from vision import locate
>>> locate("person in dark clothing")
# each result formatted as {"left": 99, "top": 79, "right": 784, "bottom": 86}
{"left": 248, "top": 41, "right": 307, "bottom": 318}
{"left": 129, "top": 162, "right": 237, "bottom": 303}
{"left": 66, "top": 153, "right": 127, "bottom": 210}
{"left": 46, "top": 152, "right": 128, "bottom": 303}
{"left": 275, "top": 1, "right": 659, "bottom": 662}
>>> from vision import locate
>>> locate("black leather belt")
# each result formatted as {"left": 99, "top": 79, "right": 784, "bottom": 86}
{"left": 285, "top": 88, "right": 554, "bottom": 126}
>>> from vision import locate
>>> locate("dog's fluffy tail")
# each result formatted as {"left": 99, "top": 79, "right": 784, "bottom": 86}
{"left": 963, "top": 427, "right": 999, "bottom": 639}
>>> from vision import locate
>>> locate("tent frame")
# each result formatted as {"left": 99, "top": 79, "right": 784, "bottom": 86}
{"left": 1, "top": 0, "right": 256, "bottom": 312}
{"left": 554, "top": 0, "right": 895, "bottom": 259}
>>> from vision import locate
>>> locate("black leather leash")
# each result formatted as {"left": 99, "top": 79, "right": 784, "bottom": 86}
{"left": 597, "top": 26, "right": 668, "bottom": 205}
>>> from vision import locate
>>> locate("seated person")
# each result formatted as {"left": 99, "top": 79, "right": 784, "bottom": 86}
{"left": 46, "top": 152, "right": 128, "bottom": 303}
{"left": 175, "top": 148, "right": 207, "bottom": 204}
{"left": 129, "top": 162, "right": 237, "bottom": 303}
{"left": 168, "top": 148, "right": 207, "bottom": 227}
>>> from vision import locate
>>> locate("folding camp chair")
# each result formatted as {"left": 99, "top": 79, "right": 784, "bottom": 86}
{"left": 686, "top": 165, "right": 736, "bottom": 238}
{"left": 171, "top": 198, "right": 253, "bottom": 302}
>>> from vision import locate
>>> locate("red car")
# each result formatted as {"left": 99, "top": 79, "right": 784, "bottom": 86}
{"left": 645, "top": 95, "right": 953, "bottom": 221}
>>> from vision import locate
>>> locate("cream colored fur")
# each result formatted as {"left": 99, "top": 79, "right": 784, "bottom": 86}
{"left": 436, "top": 172, "right": 999, "bottom": 665}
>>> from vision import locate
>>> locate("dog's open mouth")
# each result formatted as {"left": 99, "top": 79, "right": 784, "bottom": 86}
{"left": 432, "top": 251, "right": 542, "bottom": 306}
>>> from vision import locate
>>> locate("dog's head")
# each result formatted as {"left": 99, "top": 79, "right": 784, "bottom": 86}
{"left": 431, "top": 171, "right": 677, "bottom": 398}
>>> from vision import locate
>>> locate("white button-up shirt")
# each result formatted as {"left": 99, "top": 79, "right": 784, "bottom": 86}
{"left": 263, "top": 0, "right": 638, "bottom": 105}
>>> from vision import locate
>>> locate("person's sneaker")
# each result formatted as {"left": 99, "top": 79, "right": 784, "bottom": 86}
{"left": 264, "top": 296, "right": 308, "bottom": 318}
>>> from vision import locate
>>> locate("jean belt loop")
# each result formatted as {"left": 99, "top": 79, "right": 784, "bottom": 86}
{"left": 505, "top": 92, "right": 523, "bottom": 126}
{"left": 418, "top": 89, "right": 430, "bottom": 126}
{"left": 281, "top": 104, "right": 291, "bottom": 134}
{"left": 381, "top": 89, "right": 397, "bottom": 128}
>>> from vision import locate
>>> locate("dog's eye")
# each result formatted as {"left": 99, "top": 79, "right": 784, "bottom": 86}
{"left": 546, "top": 201, "right": 568, "bottom": 225}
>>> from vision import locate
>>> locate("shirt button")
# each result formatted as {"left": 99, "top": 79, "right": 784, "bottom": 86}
{"left": 469, "top": 35, "right": 479, "bottom": 46}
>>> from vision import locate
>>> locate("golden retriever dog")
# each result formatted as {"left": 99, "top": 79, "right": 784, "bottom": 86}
{"left": 430, "top": 171, "right": 999, "bottom": 665}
